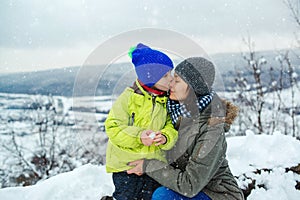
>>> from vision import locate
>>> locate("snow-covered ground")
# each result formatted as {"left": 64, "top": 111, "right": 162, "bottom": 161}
{"left": 0, "top": 133, "right": 299, "bottom": 200}
{"left": 0, "top": 91, "right": 299, "bottom": 199}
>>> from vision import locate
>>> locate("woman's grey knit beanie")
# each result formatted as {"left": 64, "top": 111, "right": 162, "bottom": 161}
{"left": 175, "top": 57, "right": 215, "bottom": 96}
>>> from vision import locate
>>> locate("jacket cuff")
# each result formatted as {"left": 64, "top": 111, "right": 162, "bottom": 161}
{"left": 143, "top": 159, "right": 150, "bottom": 173}
{"left": 137, "top": 130, "right": 144, "bottom": 145}
{"left": 161, "top": 134, "right": 168, "bottom": 145}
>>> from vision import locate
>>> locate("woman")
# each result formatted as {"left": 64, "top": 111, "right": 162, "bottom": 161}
{"left": 127, "top": 57, "right": 244, "bottom": 200}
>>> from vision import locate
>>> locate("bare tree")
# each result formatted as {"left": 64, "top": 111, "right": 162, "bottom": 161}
{"left": 233, "top": 69, "right": 255, "bottom": 134}
{"left": 285, "top": 0, "right": 300, "bottom": 48}
{"left": 285, "top": 0, "right": 300, "bottom": 28}
{"left": 0, "top": 94, "right": 107, "bottom": 187}
{"left": 268, "top": 57, "right": 287, "bottom": 134}
{"left": 241, "top": 37, "right": 266, "bottom": 134}
{"left": 282, "top": 51, "right": 297, "bottom": 137}
{"left": 281, "top": 0, "right": 300, "bottom": 138}
{"left": 0, "top": 96, "right": 74, "bottom": 187}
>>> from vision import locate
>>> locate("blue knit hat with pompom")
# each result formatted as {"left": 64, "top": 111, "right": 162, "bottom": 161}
{"left": 128, "top": 43, "right": 173, "bottom": 87}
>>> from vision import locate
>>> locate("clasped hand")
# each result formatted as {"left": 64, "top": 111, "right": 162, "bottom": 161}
{"left": 140, "top": 130, "right": 166, "bottom": 146}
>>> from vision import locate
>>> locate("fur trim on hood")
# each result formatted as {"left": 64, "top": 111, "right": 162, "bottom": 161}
{"left": 208, "top": 99, "right": 239, "bottom": 129}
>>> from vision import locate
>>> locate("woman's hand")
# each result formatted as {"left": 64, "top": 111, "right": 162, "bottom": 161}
{"left": 127, "top": 160, "right": 144, "bottom": 176}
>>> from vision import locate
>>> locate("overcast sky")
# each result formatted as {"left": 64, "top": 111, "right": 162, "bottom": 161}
{"left": 0, "top": 0, "right": 298, "bottom": 73}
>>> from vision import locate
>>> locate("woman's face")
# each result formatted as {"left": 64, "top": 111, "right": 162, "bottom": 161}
{"left": 154, "top": 71, "right": 173, "bottom": 91}
{"left": 169, "top": 73, "right": 189, "bottom": 101}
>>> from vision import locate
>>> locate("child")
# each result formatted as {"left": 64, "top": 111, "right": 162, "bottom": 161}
{"left": 104, "top": 43, "right": 178, "bottom": 200}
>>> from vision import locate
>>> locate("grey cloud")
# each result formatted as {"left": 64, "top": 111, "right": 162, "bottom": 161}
{"left": 0, "top": 0, "right": 296, "bottom": 49}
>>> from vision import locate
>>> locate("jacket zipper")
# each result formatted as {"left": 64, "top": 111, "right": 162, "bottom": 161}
{"left": 151, "top": 95, "right": 156, "bottom": 115}
{"left": 129, "top": 112, "right": 135, "bottom": 126}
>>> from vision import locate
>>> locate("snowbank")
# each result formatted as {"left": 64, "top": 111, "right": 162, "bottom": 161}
{"left": 0, "top": 133, "right": 299, "bottom": 200}
{"left": 227, "top": 130, "right": 300, "bottom": 175}
{"left": 0, "top": 164, "right": 113, "bottom": 200}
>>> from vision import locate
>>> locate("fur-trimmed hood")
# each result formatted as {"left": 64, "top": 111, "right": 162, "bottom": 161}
{"left": 207, "top": 99, "right": 239, "bottom": 131}
{"left": 222, "top": 99, "right": 239, "bottom": 125}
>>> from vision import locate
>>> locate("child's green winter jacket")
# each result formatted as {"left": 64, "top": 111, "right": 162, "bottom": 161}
{"left": 105, "top": 80, "right": 178, "bottom": 173}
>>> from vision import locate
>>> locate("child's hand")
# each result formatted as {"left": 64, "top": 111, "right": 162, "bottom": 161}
{"left": 140, "top": 130, "right": 154, "bottom": 146}
{"left": 153, "top": 131, "right": 167, "bottom": 146}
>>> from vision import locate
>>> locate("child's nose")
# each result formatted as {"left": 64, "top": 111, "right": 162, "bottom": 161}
{"left": 169, "top": 79, "right": 175, "bottom": 88}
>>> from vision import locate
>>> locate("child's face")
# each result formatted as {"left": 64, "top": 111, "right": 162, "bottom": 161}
{"left": 153, "top": 71, "right": 173, "bottom": 91}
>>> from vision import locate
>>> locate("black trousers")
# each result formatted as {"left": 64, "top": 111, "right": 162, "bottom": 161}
{"left": 112, "top": 172, "right": 161, "bottom": 200}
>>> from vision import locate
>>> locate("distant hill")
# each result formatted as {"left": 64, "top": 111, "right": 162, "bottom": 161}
{"left": 0, "top": 63, "right": 135, "bottom": 97}
{"left": 0, "top": 49, "right": 299, "bottom": 96}
{"left": 0, "top": 67, "right": 79, "bottom": 96}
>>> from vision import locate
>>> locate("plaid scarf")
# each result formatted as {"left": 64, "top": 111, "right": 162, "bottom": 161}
{"left": 167, "top": 91, "right": 215, "bottom": 126}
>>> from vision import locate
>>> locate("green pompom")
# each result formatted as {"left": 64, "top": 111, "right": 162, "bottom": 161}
{"left": 128, "top": 46, "right": 136, "bottom": 59}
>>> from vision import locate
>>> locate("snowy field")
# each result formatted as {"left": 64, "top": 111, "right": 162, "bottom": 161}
{"left": 0, "top": 93, "right": 111, "bottom": 189}
{"left": 0, "top": 91, "right": 299, "bottom": 199}
{"left": 0, "top": 133, "right": 299, "bottom": 200}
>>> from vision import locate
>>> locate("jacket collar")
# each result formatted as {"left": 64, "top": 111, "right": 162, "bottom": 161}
{"left": 138, "top": 80, "right": 167, "bottom": 96}
{"left": 131, "top": 80, "right": 168, "bottom": 103}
